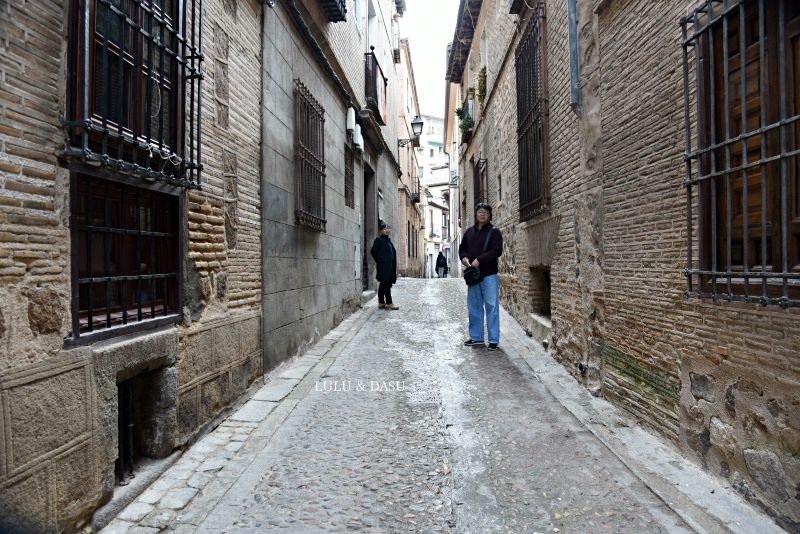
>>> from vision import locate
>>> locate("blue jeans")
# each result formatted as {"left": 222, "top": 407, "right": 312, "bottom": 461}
{"left": 467, "top": 274, "right": 499, "bottom": 344}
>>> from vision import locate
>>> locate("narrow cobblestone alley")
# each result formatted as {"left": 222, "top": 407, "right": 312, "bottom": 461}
{"left": 103, "top": 279, "right": 784, "bottom": 534}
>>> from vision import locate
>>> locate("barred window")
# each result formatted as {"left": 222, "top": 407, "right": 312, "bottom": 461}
{"left": 682, "top": 0, "right": 800, "bottom": 306}
{"left": 345, "top": 142, "right": 355, "bottom": 209}
{"left": 72, "top": 175, "right": 180, "bottom": 341}
{"left": 515, "top": 1, "right": 550, "bottom": 222}
{"left": 474, "top": 158, "right": 488, "bottom": 205}
{"left": 65, "top": 0, "right": 203, "bottom": 188}
{"left": 294, "top": 80, "right": 327, "bottom": 231}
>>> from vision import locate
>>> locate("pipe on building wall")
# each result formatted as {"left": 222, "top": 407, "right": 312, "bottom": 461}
{"left": 568, "top": 0, "right": 580, "bottom": 114}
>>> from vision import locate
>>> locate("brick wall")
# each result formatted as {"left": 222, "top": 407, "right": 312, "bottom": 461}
{"left": 0, "top": 0, "right": 71, "bottom": 369}
{"left": 598, "top": 1, "right": 800, "bottom": 528}
{"left": 177, "top": 0, "right": 264, "bottom": 443}
{"left": 0, "top": 0, "right": 264, "bottom": 527}
{"left": 456, "top": 0, "right": 800, "bottom": 528}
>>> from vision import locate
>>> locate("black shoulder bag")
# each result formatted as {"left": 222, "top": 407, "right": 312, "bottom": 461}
{"left": 463, "top": 229, "right": 494, "bottom": 286}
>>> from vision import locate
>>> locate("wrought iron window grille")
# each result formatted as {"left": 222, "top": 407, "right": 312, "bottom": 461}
{"left": 681, "top": 0, "right": 800, "bottom": 307}
{"left": 65, "top": 0, "right": 204, "bottom": 189}
{"left": 294, "top": 79, "right": 327, "bottom": 231}
{"left": 515, "top": 1, "right": 550, "bottom": 222}
{"left": 70, "top": 174, "right": 181, "bottom": 342}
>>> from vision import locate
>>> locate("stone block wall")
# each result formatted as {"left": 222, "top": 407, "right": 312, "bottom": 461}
{"left": 177, "top": 313, "right": 262, "bottom": 441}
{"left": 261, "top": 3, "right": 366, "bottom": 369}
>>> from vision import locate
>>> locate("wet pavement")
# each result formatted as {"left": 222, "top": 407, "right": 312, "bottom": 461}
{"left": 102, "top": 278, "right": 783, "bottom": 533}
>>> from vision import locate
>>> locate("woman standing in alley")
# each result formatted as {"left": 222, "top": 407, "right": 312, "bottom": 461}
{"left": 371, "top": 222, "right": 399, "bottom": 310}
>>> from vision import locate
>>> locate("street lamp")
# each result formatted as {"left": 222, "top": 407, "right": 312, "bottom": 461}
{"left": 425, "top": 190, "right": 433, "bottom": 204}
{"left": 398, "top": 115, "right": 424, "bottom": 148}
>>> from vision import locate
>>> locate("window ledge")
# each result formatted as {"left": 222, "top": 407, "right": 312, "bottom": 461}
{"left": 64, "top": 315, "right": 181, "bottom": 348}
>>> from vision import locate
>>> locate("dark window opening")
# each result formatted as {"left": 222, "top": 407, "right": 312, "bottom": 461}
{"left": 515, "top": 1, "right": 550, "bottom": 221}
{"left": 345, "top": 142, "right": 355, "bottom": 209}
{"left": 498, "top": 174, "right": 503, "bottom": 202}
{"left": 73, "top": 173, "right": 180, "bottom": 338}
{"left": 407, "top": 221, "right": 411, "bottom": 256}
{"left": 474, "top": 158, "right": 488, "bottom": 205}
{"left": 116, "top": 368, "right": 175, "bottom": 485}
{"left": 294, "top": 79, "right": 327, "bottom": 231}
{"left": 530, "top": 266, "right": 551, "bottom": 317}
{"left": 682, "top": 0, "right": 800, "bottom": 306}
{"left": 65, "top": 0, "right": 204, "bottom": 188}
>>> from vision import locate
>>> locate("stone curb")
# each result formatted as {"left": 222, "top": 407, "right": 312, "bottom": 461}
{"left": 101, "top": 301, "right": 378, "bottom": 532}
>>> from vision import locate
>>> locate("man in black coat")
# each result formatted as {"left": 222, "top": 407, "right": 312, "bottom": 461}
{"left": 436, "top": 251, "right": 447, "bottom": 278}
{"left": 370, "top": 222, "right": 399, "bottom": 310}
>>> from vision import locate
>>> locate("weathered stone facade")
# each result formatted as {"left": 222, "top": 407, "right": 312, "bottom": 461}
{"left": 396, "top": 39, "right": 424, "bottom": 278}
{"left": 0, "top": 0, "right": 410, "bottom": 526}
{"left": 260, "top": 0, "right": 405, "bottom": 368}
{"left": 447, "top": 0, "right": 800, "bottom": 528}
{"left": 0, "top": 0, "right": 262, "bottom": 527}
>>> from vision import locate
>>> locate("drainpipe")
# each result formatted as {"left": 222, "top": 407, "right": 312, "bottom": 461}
{"left": 567, "top": 0, "right": 580, "bottom": 114}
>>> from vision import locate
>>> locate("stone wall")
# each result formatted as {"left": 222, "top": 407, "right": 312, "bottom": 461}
{"left": 454, "top": 0, "right": 800, "bottom": 528}
{"left": 261, "top": 3, "right": 370, "bottom": 368}
{"left": 177, "top": 0, "right": 264, "bottom": 444}
{"left": 0, "top": 0, "right": 263, "bottom": 528}
{"left": 396, "top": 40, "right": 423, "bottom": 277}
{"left": 597, "top": 1, "right": 800, "bottom": 528}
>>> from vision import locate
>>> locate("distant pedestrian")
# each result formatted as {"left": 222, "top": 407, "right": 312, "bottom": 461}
{"left": 436, "top": 252, "right": 447, "bottom": 278}
{"left": 459, "top": 203, "right": 503, "bottom": 351}
{"left": 371, "top": 222, "right": 399, "bottom": 310}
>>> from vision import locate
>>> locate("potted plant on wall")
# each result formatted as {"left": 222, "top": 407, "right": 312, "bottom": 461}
{"left": 456, "top": 102, "right": 474, "bottom": 144}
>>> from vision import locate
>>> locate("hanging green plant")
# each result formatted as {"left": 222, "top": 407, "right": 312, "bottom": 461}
{"left": 477, "top": 66, "right": 487, "bottom": 109}
{"left": 455, "top": 104, "right": 474, "bottom": 143}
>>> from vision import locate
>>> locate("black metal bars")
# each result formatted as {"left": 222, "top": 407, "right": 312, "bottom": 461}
{"left": 365, "top": 47, "right": 388, "bottom": 126}
{"left": 515, "top": 1, "right": 550, "bottom": 222}
{"left": 681, "top": 0, "right": 800, "bottom": 307}
{"left": 73, "top": 174, "right": 179, "bottom": 337}
{"left": 294, "top": 79, "right": 327, "bottom": 232}
{"left": 65, "top": 0, "right": 204, "bottom": 189}
{"left": 318, "top": 0, "right": 347, "bottom": 22}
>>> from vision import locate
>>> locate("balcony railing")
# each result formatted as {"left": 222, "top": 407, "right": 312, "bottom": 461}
{"left": 365, "top": 47, "right": 388, "bottom": 126}
{"left": 318, "top": 0, "right": 346, "bottom": 22}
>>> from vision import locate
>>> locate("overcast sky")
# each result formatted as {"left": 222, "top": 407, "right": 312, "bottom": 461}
{"left": 401, "top": 0, "right": 461, "bottom": 118}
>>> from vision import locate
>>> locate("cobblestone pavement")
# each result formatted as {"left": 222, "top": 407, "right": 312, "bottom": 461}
{"left": 103, "top": 278, "right": 782, "bottom": 534}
